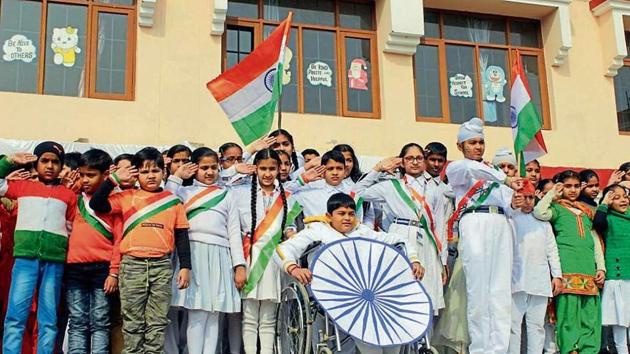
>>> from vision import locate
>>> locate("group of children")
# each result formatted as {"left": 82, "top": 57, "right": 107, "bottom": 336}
{"left": 0, "top": 118, "right": 628, "bottom": 354}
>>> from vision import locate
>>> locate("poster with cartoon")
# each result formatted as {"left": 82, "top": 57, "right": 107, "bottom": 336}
{"left": 282, "top": 47, "right": 293, "bottom": 85}
{"left": 449, "top": 74, "right": 473, "bottom": 98}
{"left": 2, "top": 34, "right": 37, "bottom": 63}
{"left": 51, "top": 27, "right": 81, "bottom": 67}
{"left": 483, "top": 65, "right": 507, "bottom": 102}
{"left": 306, "top": 61, "right": 333, "bottom": 87}
{"left": 348, "top": 58, "right": 368, "bottom": 90}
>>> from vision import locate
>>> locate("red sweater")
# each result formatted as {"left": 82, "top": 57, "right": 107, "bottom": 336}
{"left": 66, "top": 194, "right": 122, "bottom": 275}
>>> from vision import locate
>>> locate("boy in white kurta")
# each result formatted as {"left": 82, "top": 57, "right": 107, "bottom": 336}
{"left": 274, "top": 193, "right": 424, "bottom": 354}
{"left": 508, "top": 180, "right": 562, "bottom": 354}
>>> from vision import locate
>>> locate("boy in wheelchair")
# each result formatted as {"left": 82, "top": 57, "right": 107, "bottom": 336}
{"left": 274, "top": 193, "right": 425, "bottom": 354}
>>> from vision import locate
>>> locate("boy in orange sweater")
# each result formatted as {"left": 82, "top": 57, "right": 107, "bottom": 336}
{"left": 65, "top": 149, "right": 120, "bottom": 354}
{"left": 90, "top": 147, "right": 191, "bottom": 354}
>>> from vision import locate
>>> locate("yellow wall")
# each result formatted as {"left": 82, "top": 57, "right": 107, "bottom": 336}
{"left": 0, "top": 0, "right": 628, "bottom": 168}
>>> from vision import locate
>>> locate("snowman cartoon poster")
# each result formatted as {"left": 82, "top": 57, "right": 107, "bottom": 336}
{"left": 348, "top": 58, "right": 368, "bottom": 90}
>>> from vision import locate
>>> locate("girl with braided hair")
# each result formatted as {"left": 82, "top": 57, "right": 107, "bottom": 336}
{"left": 232, "top": 149, "right": 302, "bottom": 354}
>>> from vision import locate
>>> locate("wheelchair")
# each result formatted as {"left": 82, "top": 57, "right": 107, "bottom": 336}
{"left": 273, "top": 241, "right": 439, "bottom": 354}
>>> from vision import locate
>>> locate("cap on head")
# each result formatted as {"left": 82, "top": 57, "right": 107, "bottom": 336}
{"left": 457, "top": 117, "right": 484, "bottom": 144}
{"left": 34, "top": 141, "right": 65, "bottom": 164}
{"left": 518, "top": 179, "right": 536, "bottom": 195}
{"left": 492, "top": 147, "right": 517, "bottom": 168}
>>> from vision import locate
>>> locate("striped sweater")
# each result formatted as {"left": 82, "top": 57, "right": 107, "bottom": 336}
{"left": 0, "top": 157, "right": 76, "bottom": 263}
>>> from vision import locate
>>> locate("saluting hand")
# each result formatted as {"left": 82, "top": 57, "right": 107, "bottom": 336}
{"left": 174, "top": 162, "right": 198, "bottom": 180}
{"left": 6, "top": 168, "right": 31, "bottom": 181}
{"left": 8, "top": 152, "right": 37, "bottom": 165}
{"left": 115, "top": 165, "right": 139, "bottom": 183}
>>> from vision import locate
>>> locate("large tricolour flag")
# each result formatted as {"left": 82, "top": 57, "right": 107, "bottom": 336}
{"left": 510, "top": 49, "right": 547, "bottom": 176}
{"left": 207, "top": 14, "right": 292, "bottom": 146}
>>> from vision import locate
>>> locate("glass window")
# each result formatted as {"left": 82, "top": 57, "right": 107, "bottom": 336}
{"left": 615, "top": 66, "right": 630, "bottom": 132}
{"left": 424, "top": 10, "right": 440, "bottom": 39}
{"left": 339, "top": 1, "right": 373, "bottom": 30}
{"left": 0, "top": 0, "right": 136, "bottom": 100}
{"left": 303, "top": 29, "right": 337, "bottom": 115}
{"left": 225, "top": 25, "right": 254, "bottom": 70}
{"left": 95, "top": 12, "right": 129, "bottom": 95}
{"left": 521, "top": 55, "right": 544, "bottom": 125}
{"left": 264, "top": 0, "right": 334, "bottom": 26}
{"left": 226, "top": 0, "right": 378, "bottom": 118}
{"left": 44, "top": 3, "right": 88, "bottom": 97}
{"left": 446, "top": 44, "right": 478, "bottom": 124}
{"left": 414, "top": 10, "right": 548, "bottom": 127}
{"left": 443, "top": 14, "right": 506, "bottom": 45}
{"left": 264, "top": 25, "right": 298, "bottom": 112}
{"left": 480, "top": 48, "right": 510, "bottom": 127}
{"left": 227, "top": 0, "right": 258, "bottom": 18}
{"left": 414, "top": 45, "right": 442, "bottom": 118}
{"left": 0, "top": 0, "right": 42, "bottom": 94}
{"left": 344, "top": 36, "right": 373, "bottom": 113}
{"left": 97, "top": 0, "right": 134, "bottom": 5}
{"left": 509, "top": 20, "right": 540, "bottom": 48}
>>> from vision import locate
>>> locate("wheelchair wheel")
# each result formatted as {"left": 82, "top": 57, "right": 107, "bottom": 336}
{"left": 317, "top": 347, "right": 333, "bottom": 354}
{"left": 274, "top": 282, "right": 312, "bottom": 354}
{"left": 417, "top": 346, "right": 439, "bottom": 354}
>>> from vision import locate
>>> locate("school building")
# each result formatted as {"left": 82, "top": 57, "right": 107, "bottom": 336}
{"left": 0, "top": 0, "right": 629, "bottom": 169}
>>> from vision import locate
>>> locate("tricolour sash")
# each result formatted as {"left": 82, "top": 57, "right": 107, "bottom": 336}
{"left": 391, "top": 179, "right": 442, "bottom": 255}
{"left": 123, "top": 191, "right": 181, "bottom": 237}
{"left": 184, "top": 186, "right": 227, "bottom": 220}
{"left": 242, "top": 192, "right": 302, "bottom": 295}
{"left": 446, "top": 180, "right": 500, "bottom": 241}
{"left": 78, "top": 194, "right": 113, "bottom": 240}
{"left": 349, "top": 191, "right": 365, "bottom": 221}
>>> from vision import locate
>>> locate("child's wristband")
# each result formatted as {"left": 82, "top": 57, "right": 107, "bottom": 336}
{"left": 108, "top": 273, "right": 119, "bottom": 279}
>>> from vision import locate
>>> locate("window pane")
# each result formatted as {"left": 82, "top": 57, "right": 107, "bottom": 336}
{"left": 97, "top": 0, "right": 134, "bottom": 5}
{"left": 521, "top": 54, "right": 544, "bottom": 126}
{"left": 414, "top": 45, "right": 442, "bottom": 118}
{"left": 302, "top": 29, "right": 337, "bottom": 115}
{"left": 264, "top": 0, "right": 334, "bottom": 26}
{"left": 339, "top": 1, "right": 374, "bottom": 30}
{"left": 225, "top": 25, "right": 254, "bottom": 70}
{"left": 227, "top": 0, "right": 258, "bottom": 19}
{"left": 44, "top": 3, "right": 88, "bottom": 97}
{"left": 424, "top": 10, "right": 440, "bottom": 38}
{"left": 264, "top": 25, "right": 298, "bottom": 112}
{"left": 0, "top": 0, "right": 41, "bottom": 94}
{"left": 95, "top": 12, "right": 128, "bottom": 95}
{"left": 480, "top": 48, "right": 510, "bottom": 127}
{"left": 509, "top": 20, "right": 540, "bottom": 48}
{"left": 614, "top": 66, "right": 630, "bottom": 132}
{"left": 446, "top": 44, "right": 478, "bottom": 124}
{"left": 344, "top": 37, "right": 373, "bottom": 113}
{"left": 443, "top": 14, "right": 506, "bottom": 45}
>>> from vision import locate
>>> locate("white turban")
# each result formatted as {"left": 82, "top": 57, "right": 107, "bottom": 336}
{"left": 457, "top": 117, "right": 485, "bottom": 144}
{"left": 492, "top": 147, "right": 517, "bottom": 168}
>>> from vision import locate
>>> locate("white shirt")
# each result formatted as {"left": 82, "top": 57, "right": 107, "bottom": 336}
{"left": 445, "top": 159, "right": 514, "bottom": 211}
{"left": 511, "top": 211, "right": 562, "bottom": 297}
{"left": 292, "top": 180, "right": 355, "bottom": 218}
{"left": 165, "top": 176, "right": 246, "bottom": 267}
{"left": 274, "top": 222, "right": 419, "bottom": 272}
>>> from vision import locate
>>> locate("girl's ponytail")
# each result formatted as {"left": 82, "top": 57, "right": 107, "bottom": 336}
{"left": 249, "top": 174, "right": 258, "bottom": 241}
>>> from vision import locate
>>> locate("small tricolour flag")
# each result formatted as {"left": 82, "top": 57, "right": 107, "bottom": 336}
{"left": 510, "top": 49, "right": 547, "bottom": 176}
{"left": 207, "top": 14, "right": 292, "bottom": 146}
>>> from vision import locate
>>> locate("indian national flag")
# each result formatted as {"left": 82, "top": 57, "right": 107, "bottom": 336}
{"left": 207, "top": 14, "right": 292, "bottom": 145}
{"left": 510, "top": 49, "right": 547, "bottom": 175}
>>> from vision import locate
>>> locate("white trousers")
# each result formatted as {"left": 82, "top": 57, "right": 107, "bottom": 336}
{"left": 508, "top": 292, "right": 548, "bottom": 354}
{"left": 186, "top": 310, "right": 220, "bottom": 354}
{"left": 459, "top": 213, "right": 513, "bottom": 354}
{"left": 242, "top": 299, "right": 276, "bottom": 354}
{"left": 613, "top": 326, "right": 630, "bottom": 354}
{"left": 355, "top": 341, "right": 401, "bottom": 354}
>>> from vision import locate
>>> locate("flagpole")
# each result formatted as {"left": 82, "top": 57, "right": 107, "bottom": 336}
{"left": 276, "top": 11, "right": 292, "bottom": 134}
